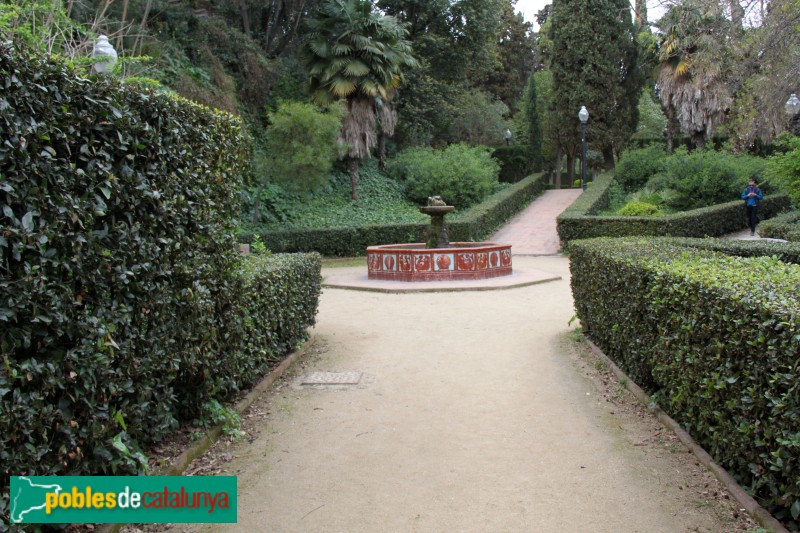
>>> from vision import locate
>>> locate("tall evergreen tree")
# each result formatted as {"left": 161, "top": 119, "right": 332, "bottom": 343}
{"left": 523, "top": 72, "right": 543, "bottom": 172}
{"left": 547, "top": 0, "right": 643, "bottom": 171}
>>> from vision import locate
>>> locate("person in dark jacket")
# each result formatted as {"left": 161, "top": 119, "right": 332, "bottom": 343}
{"left": 741, "top": 178, "right": 763, "bottom": 236}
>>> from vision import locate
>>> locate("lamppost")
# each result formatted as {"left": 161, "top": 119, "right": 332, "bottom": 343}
{"left": 785, "top": 93, "right": 800, "bottom": 136}
{"left": 92, "top": 35, "right": 117, "bottom": 75}
{"left": 578, "top": 106, "right": 589, "bottom": 190}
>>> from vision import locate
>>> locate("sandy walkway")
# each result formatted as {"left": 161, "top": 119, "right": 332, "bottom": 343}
{"left": 185, "top": 256, "right": 749, "bottom": 532}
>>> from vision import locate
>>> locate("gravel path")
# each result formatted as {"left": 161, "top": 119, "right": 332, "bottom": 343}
{"left": 173, "top": 190, "right": 759, "bottom": 532}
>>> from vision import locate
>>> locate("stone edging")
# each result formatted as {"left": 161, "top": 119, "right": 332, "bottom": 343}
{"left": 586, "top": 339, "right": 788, "bottom": 533}
{"left": 98, "top": 336, "right": 317, "bottom": 533}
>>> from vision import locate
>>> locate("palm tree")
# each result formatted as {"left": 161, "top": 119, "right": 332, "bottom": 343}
{"left": 303, "top": 0, "right": 417, "bottom": 200}
{"left": 656, "top": 0, "right": 732, "bottom": 151}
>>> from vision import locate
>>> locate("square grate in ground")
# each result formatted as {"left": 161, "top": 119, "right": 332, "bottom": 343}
{"left": 300, "top": 371, "right": 363, "bottom": 385}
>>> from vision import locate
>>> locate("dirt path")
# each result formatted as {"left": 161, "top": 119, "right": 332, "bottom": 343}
{"left": 175, "top": 256, "right": 755, "bottom": 533}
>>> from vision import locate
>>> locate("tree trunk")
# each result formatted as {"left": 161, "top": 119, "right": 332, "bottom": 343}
{"left": 554, "top": 146, "right": 563, "bottom": 189}
{"left": 729, "top": 0, "right": 744, "bottom": 28}
{"left": 567, "top": 155, "right": 575, "bottom": 184}
{"left": 691, "top": 130, "right": 706, "bottom": 150}
{"left": 378, "top": 133, "right": 386, "bottom": 171}
{"left": 240, "top": 0, "right": 252, "bottom": 38}
{"left": 252, "top": 178, "right": 269, "bottom": 224}
{"left": 602, "top": 146, "right": 615, "bottom": 171}
{"left": 347, "top": 157, "right": 360, "bottom": 201}
{"left": 666, "top": 101, "right": 676, "bottom": 154}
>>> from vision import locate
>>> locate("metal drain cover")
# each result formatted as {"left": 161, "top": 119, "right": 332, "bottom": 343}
{"left": 300, "top": 371, "right": 362, "bottom": 385}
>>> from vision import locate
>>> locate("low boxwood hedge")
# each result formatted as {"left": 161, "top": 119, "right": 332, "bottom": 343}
{"left": 241, "top": 173, "right": 548, "bottom": 256}
{"left": 557, "top": 175, "right": 792, "bottom": 242}
{"left": 759, "top": 210, "right": 800, "bottom": 242}
{"left": 569, "top": 237, "right": 800, "bottom": 524}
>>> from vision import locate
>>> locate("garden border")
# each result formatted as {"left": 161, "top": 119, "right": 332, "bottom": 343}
{"left": 585, "top": 339, "right": 788, "bottom": 533}
{"left": 97, "top": 336, "right": 319, "bottom": 533}
{"left": 557, "top": 174, "right": 792, "bottom": 242}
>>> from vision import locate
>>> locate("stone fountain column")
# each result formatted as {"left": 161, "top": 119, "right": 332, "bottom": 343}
{"left": 419, "top": 205, "right": 454, "bottom": 248}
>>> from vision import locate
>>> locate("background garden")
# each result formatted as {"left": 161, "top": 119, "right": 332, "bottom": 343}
{"left": 3, "top": 0, "right": 800, "bottom": 530}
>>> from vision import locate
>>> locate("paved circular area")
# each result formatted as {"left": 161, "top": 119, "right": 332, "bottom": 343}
{"left": 322, "top": 265, "right": 561, "bottom": 293}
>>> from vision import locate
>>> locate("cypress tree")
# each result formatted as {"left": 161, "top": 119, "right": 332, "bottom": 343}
{"left": 548, "top": 0, "right": 643, "bottom": 170}
{"left": 524, "top": 73, "right": 543, "bottom": 172}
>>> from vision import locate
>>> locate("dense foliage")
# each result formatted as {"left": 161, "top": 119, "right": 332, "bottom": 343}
{"left": 759, "top": 211, "right": 800, "bottom": 242}
{"left": 766, "top": 134, "right": 800, "bottom": 208}
{"left": 240, "top": 174, "right": 547, "bottom": 256}
{"left": 614, "top": 144, "right": 668, "bottom": 192}
{"left": 569, "top": 238, "right": 800, "bottom": 524}
{"left": 0, "top": 42, "right": 321, "bottom": 510}
{"left": 388, "top": 144, "right": 501, "bottom": 209}
{"left": 548, "top": 0, "right": 643, "bottom": 170}
{"left": 263, "top": 101, "right": 345, "bottom": 193}
{"left": 246, "top": 159, "right": 425, "bottom": 230}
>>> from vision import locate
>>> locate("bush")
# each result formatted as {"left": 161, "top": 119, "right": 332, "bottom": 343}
{"left": 240, "top": 173, "right": 548, "bottom": 255}
{"left": 660, "top": 148, "right": 767, "bottom": 210}
{"left": 614, "top": 144, "right": 667, "bottom": 191}
{"left": 0, "top": 41, "right": 321, "bottom": 505}
{"left": 263, "top": 101, "right": 345, "bottom": 193}
{"left": 766, "top": 133, "right": 800, "bottom": 207}
{"left": 388, "top": 143, "right": 500, "bottom": 209}
{"left": 492, "top": 145, "right": 532, "bottom": 183}
{"left": 759, "top": 210, "right": 800, "bottom": 241}
{"left": 569, "top": 238, "right": 800, "bottom": 524}
{"left": 616, "top": 201, "right": 661, "bottom": 217}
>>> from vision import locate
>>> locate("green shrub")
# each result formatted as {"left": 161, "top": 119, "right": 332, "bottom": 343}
{"left": 240, "top": 174, "right": 547, "bottom": 255}
{"left": 759, "top": 210, "right": 800, "bottom": 241}
{"left": 388, "top": 143, "right": 500, "bottom": 209}
{"left": 766, "top": 133, "right": 800, "bottom": 207}
{"left": 492, "top": 145, "right": 531, "bottom": 183}
{"left": 263, "top": 101, "right": 345, "bottom": 193}
{"left": 616, "top": 201, "right": 661, "bottom": 217}
{"left": 0, "top": 41, "right": 321, "bottom": 506}
{"left": 614, "top": 144, "right": 667, "bottom": 191}
{"left": 661, "top": 148, "right": 766, "bottom": 210}
{"left": 569, "top": 238, "right": 800, "bottom": 524}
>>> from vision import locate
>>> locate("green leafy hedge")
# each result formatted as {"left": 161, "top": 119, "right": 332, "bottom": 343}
{"left": 241, "top": 173, "right": 547, "bottom": 256}
{"left": 557, "top": 175, "right": 791, "bottom": 242}
{"left": 569, "top": 238, "right": 800, "bottom": 524}
{"left": 759, "top": 211, "right": 800, "bottom": 242}
{"left": 492, "top": 145, "right": 531, "bottom": 183}
{"left": 0, "top": 40, "right": 321, "bottom": 514}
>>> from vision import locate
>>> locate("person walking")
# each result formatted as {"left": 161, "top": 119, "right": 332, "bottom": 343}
{"left": 504, "top": 128, "right": 512, "bottom": 146}
{"left": 741, "top": 178, "right": 763, "bottom": 236}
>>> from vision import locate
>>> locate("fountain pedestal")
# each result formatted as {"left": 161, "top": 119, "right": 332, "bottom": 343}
{"left": 419, "top": 205, "right": 455, "bottom": 248}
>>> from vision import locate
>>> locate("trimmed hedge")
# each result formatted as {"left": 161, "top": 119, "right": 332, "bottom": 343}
{"left": 0, "top": 39, "right": 321, "bottom": 513}
{"left": 241, "top": 173, "right": 548, "bottom": 256}
{"left": 570, "top": 238, "right": 800, "bottom": 524}
{"left": 759, "top": 211, "right": 800, "bottom": 242}
{"left": 557, "top": 174, "right": 792, "bottom": 242}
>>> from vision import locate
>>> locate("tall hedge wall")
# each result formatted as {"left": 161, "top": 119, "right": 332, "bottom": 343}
{"left": 0, "top": 40, "right": 322, "bottom": 517}
{"left": 240, "top": 173, "right": 548, "bottom": 256}
{"left": 570, "top": 238, "right": 800, "bottom": 524}
{"left": 557, "top": 174, "right": 792, "bottom": 242}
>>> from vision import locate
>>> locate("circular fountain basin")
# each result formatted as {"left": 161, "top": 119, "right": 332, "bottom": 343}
{"left": 367, "top": 242, "right": 512, "bottom": 281}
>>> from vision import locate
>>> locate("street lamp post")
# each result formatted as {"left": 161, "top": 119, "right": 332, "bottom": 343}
{"left": 578, "top": 106, "right": 589, "bottom": 190}
{"left": 785, "top": 93, "right": 800, "bottom": 136}
{"left": 92, "top": 35, "right": 117, "bottom": 75}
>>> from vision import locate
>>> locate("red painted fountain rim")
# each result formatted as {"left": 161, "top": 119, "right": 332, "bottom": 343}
{"left": 367, "top": 242, "right": 513, "bottom": 281}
